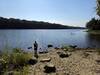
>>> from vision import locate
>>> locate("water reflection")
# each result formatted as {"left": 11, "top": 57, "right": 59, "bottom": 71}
{"left": 86, "top": 33, "right": 100, "bottom": 48}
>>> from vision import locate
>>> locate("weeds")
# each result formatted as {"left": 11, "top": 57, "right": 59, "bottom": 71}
{"left": 61, "top": 45, "right": 74, "bottom": 52}
{"left": 0, "top": 48, "right": 33, "bottom": 75}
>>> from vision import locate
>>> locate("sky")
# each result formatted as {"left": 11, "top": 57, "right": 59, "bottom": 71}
{"left": 0, "top": 0, "right": 96, "bottom": 27}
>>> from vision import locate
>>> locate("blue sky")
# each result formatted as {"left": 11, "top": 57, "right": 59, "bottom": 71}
{"left": 0, "top": 0, "right": 96, "bottom": 27}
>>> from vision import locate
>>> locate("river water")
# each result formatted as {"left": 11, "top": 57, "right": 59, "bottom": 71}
{"left": 0, "top": 29, "right": 100, "bottom": 51}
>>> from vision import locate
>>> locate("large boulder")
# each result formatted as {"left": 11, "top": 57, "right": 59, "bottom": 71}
{"left": 48, "top": 44, "right": 53, "bottom": 48}
{"left": 44, "top": 63, "right": 56, "bottom": 73}
{"left": 96, "top": 60, "right": 100, "bottom": 64}
{"left": 59, "top": 53, "right": 69, "bottom": 58}
{"left": 57, "top": 52, "right": 71, "bottom": 58}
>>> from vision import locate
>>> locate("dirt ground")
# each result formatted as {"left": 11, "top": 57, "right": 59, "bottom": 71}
{"left": 29, "top": 48, "right": 100, "bottom": 75}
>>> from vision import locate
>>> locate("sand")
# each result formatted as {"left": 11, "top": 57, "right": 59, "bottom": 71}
{"left": 29, "top": 48, "right": 100, "bottom": 75}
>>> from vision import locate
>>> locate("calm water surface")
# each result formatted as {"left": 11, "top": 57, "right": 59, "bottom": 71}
{"left": 0, "top": 29, "right": 100, "bottom": 51}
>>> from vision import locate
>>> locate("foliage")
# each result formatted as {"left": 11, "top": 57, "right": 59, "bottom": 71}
{"left": 3, "top": 66, "right": 29, "bottom": 75}
{"left": 62, "top": 45, "right": 72, "bottom": 52}
{"left": 86, "top": 18, "right": 100, "bottom": 30}
{"left": 0, "top": 17, "right": 84, "bottom": 29}
{"left": 96, "top": 0, "right": 100, "bottom": 16}
{"left": 86, "top": 0, "right": 100, "bottom": 30}
{"left": 0, "top": 48, "right": 33, "bottom": 75}
{"left": 62, "top": 45, "right": 70, "bottom": 49}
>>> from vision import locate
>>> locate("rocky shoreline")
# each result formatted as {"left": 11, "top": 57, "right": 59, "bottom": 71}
{"left": 0, "top": 47, "right": 100, "bottom": 75}
{"left": 28, "top": 48, "right": 100, "bottom": 75}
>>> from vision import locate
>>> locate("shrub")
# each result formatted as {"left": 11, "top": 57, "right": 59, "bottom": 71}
{"left": 62, "top": 45, "right": 77, "bottom": 52}
{"left": 61, "top": 45, "right": 71, "bottom": 52}
{"left": 0, "top": 48, "right": 33, "bottom": 74}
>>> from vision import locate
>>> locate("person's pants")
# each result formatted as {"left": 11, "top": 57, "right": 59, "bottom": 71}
{"left": 34, "top": 50, "right": 38, "bottom": 58}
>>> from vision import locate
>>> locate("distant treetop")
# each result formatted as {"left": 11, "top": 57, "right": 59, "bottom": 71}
{"left": 0, "top": 17, "right": 83, "bottom": 29}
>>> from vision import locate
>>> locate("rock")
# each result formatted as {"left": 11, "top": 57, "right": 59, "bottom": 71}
{"left": 57, "top": 51, "right": 63, "bottom": 55}
{"left": 39, "top": 51, "right": 44, "bottom": 54}
{"left": 27, "top": 47, "right": 32, "bottom": 49}
{"left": 28, "top": 59, "right": 37, "bottom": 65}
{"left": 39, "top": 51, "right": 48, "bottom": 54}
{"left": 95, "top": 69, "right": 100, "bottom": 73}
{"left": 55, "top": 47, "right": 59, "bottom": 50}
{"left": 59, "top": 53, "right": 69, "bottom": 58}
{"left": 69, "top": 45, "right": 77, "bottom": 48}
{"left": 44, "top": 63, "right": 56, "bottom": 73}
{"left": 67, "top": 52, "right": 71, "bottom": 56}
{"left": 48, "top": 44, "right": 53, "bottom": 48}
{"left": 63, "top": 48, "right": 68, "bottom": 51}
{"left": 96, "top": 60, "right": 100, "bottom": 64}
{"left": 57, "top": 52, "right": 71, "bottom": 58}
{"left": 40, "top": 58, "right": 51, "bottom": 62}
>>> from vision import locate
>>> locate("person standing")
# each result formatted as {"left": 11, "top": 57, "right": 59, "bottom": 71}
{"left": 34, "top": 41, "right": 38, "bottom": 58}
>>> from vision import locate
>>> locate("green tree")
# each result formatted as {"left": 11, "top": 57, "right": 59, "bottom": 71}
{"left": 96, "top": 0, "right": 100, "bottom": 16}
{"left": 86, "top": 18, "right": 97, "bottom": 29}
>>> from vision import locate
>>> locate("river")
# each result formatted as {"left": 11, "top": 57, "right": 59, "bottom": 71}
{"left": 0, "top": 29, "right": 100, "bottom": 51}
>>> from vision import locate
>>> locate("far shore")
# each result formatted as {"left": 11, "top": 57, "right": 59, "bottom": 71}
{"left": 86, "top": 29, "right": 100, "bottom": 35}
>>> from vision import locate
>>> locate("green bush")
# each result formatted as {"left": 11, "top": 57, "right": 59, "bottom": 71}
{"left": 13, "top": 48, "right": 24, "bottom": 53}
{"left": 62, "top": 45, "right": 71, "bottom": 51}
{"left": 0, "top": 48, "right": 33, "bottom": 74}
{"left": 11, "top": 52, "right": 32, "bottom": 66}
{"left": 62, "top": 45, "right": 75, "bottom": 52}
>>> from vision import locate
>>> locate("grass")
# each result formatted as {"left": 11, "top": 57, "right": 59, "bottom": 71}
{"left": 0, "top": 48, "right": 33, "bottom": 75}
{"left": 61, "top": 45, "right": 74, "bottom": 52}
{"left": 3, "top": 66, "right": 30, "bottom": 75}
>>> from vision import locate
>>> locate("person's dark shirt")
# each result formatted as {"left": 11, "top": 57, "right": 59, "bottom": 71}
{"left": 34, "top": 42, "right": 38, "bottom": 50}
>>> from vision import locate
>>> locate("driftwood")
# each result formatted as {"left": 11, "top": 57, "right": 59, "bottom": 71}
{"left": 40, "top": 58, "right": 51, "bottom": 62}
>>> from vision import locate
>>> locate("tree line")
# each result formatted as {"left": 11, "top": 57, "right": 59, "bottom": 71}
{"left": 86, "top": 18, "right": 100, "bottom": 30}
{"left": 86, "top": 0, "right": 100, "bottom": 30}
{"left": 0, "top": 17, "right": 83, "bottom": 29}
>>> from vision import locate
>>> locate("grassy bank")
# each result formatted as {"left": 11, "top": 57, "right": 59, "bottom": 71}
{"left": 86, "top": 29, "right": 100, "bottom": 35}
{"left": 0, "top": 48, "right": 33, "bottom": 75}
